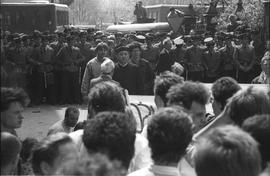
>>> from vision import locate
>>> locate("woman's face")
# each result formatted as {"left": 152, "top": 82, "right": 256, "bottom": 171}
{"left": 261, "top": 59, "right": 270, "bottom": 75}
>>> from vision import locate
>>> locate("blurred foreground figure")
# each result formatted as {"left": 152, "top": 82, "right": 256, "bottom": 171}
{"left": 194, "top": 125, "right": 261, "bottom": 176}
{"left": 1, "top": 132, "right": 22, "bottom": 175}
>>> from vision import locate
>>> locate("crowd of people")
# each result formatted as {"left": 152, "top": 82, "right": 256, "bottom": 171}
{"left": 1, "top": 73, "right": 270, "bottom": 175}
{"left": 1, "top": 10, "right": 270, "bottom": 175}
{"left": 1, "top": 14, "right": 270, "bottom": 105}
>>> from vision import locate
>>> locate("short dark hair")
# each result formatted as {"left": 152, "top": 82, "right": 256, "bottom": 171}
{"left": 82, "top": 112, "right": 136, "bottom": 169}
{"left": 95, "top": 42, "right": 109, "bottom": 52}
{"left": 211, "top": 77, "right": 241, "bottom": 110}
{"left": 20, "top": 137, "right": 38, "bottom": 162}
{"left": 32, "top": 133, "right": 73, "bottom": 175}
{"left": 1, "top": 87, "right": 29, "bottom": 112}
{"left": 88, "top": 82, "right": 126, "bottom": 117}
{"left": 194, "top": 125, "right": 261, "bottom": 176}
{"left": 154, "top": 71, "right": 184, "bottom": 105}
{"left": 1, "top": 132, "right": 22, "bottom": 167}
{"left": 147, "top": 107, "right": 193, "bottom": 163}
{"left": 242, "top": 114, "right": 270, "bottom": 169}
{"left": 167, "top": 81, "right": 210, "bottom": 109}
{"left": 64, "top": 107, "right": 79, "bottom": 119}
{"left": 227, "top": 86, "right": 270, "bottom": 126}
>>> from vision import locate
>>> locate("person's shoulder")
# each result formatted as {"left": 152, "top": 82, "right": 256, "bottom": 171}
{"left": 69, "top": 129, "right": 84, "bottom": 143}
{"left": 251, "top": 75, "right": 261, "bottom": 84}
{"left": 128, "top": 166, "right": 152, "bottom": 176}
{"left": 47, "top": 120, "right": 65, "bottom": 135}
{"left": 87, "top": 57, "right": 97, "bottom": 64}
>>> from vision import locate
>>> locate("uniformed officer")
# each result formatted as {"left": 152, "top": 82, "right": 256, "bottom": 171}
{"left": 202, "top": 37, "right": 222, "bottom": 83}
{"left": 57, "top": 35, "right": 85, "bottom": 104}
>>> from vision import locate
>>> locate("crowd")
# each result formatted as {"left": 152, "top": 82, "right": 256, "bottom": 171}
{"left": 1, "top": 72, "right": 270, "bottom": 176}
{"left": 1, "top": 14, "right": 270, "bottom": 105}
{"left": 1, "top": 10, "right": 270, "bottom": 176}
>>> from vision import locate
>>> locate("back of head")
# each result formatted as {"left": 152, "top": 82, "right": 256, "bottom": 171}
{"left": 88, "top": 82, "right": 126, "bottom": 118}
{"left": 194, "top": 125, "right": 261, "bottom": 176}
{"left": 1, "top": 132, "right": 22, "bottom": 170}
{"left": 227, "top": 86, "right": 270, "bottom": 126}
{"left": 55, "top": 153, "right": 126, "bottom": 176}
{"left": 211, "top": 77, "right": 241, "bottom": 110}
{"left": 82, "top": 111, "right": 136, "bottom": 169}
{"left": 167, "top": 81, "right": 210, "bottom": 109}
{"left": 32, "top": 133, "right": 73, "bottom": 175}
{"left": 100, "top": 59, "right": 115, "bottom": 74}
{"left": 147, "top": 107, "right": 193, "bottom": 164}
{"left": 1, "top": 87, "right": 29, "bottom": 112}
{"left": 242, "top": 114, "right": 270, "bottom": 169}
{"left": 154, "top": 71, "right": 184, "bottom": 106}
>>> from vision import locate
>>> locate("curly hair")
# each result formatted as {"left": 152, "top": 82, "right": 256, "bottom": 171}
{"left": 87, "top": 82, "right": 126, "bottom": 117}
{"left": 82, "top": 112, "right": 136, "bottom": 169}
{"left": 242, "top": 114, "right": 270, "bottom": 169}
{"left": 1, "top": 87, "right": 29, "bottom": 112}
{"left": 32, "top": 133, "right": 73, "bottom": 175}
{"left": 227, "top": 86, "right": 270, "bottom": 126}
{"left": 147, "top": 107, "right": 193, "bottom": 163}
{"left": 154, "top": 71, "right": 184, "bottom": 105}
{"left": 194, "top": 125, "right": 261, "bottom": 176}
{"left": 211, "top": 77, "right": 241, "bottom": 110}
{"left": 167, "top": 81, "right": 210, "bottom": 109}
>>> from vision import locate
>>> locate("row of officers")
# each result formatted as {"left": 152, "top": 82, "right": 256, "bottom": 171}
{"left": 1, "top": 30, "right": 269, "bottom": 105}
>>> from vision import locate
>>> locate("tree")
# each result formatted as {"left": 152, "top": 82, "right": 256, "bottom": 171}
{"left": 216, "top": 0, "right": 264, "bottom": 31}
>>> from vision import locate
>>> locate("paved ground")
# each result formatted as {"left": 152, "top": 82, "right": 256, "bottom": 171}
{"left": 16, "top": 84, "right": 268, "bottom": 141}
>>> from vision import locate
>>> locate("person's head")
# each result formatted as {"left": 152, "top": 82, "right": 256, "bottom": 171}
{"left": 227, "top": 86, "right": 270, "bottom": 126}
{"left": 1, "top": 87, "right": 29, "bottom": 132}
{"left": 147, "top": 107, "right": 193, "bottom": 164}
{"left": 95, "top": 42, "right": 109, "bottom": 59}
{"left": 242, "top": 114, "right": 270, "bottom": 169}
{"left": 87, "top": 82, "right": 126, "bottom": 119}
{"left": 129, "top": 41, "right": 142, "bottom": 60}
{"left": 115, "top": 46, "right": 130, "bottom": 66}
{"left": 229, "top": 14, "right": 237, "bottom": 24}
{"left": 211, "top": 77, "right": 241, "bottom": 116}
{"left": 55, "top": 153, "right": 126, "bottom": 176}
{"left": 100, "top": 59, "right": 115, "bottom": 76}
{"left": 1, "top": 132, "right": 22, "bottom": 174}
{"left": 261, "top": 55, "right": 270, "bottom": 76}
{"left": 171, "top": 62, "right": 184, "bottom": 76}
{"left": 153, "top": 71, "right": 184, "bottom": 108}
{"left": 63, "top": 107, "right": 80, "bottom": 127}
{"left": 20, "top": 137, "right": 38, "bottom": 162}
{"left": 82, "top": 112, "right": 136, "bottom": 169}
{"left": 194, "top": 125, "right": 261, "bottom": 176}
{"left": 167, "top": 81, "right": 210, "bottom": 132}
{"left": 32, "top": 133, "right": 79, "bottom": 175}
{"left": 163, "top": 38, "right": 173, "bottom": 51}
{"left": 66, "top": 35, "right": 75, "bottom": 47}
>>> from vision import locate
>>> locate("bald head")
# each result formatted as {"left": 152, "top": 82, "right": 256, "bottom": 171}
{"left": 1, "top": 132, "right": 21, "bottom": 172}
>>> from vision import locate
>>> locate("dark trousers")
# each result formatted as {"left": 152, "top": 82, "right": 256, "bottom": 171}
{"left": 221, "top": 69, "right": 237, "bottom": 80}
{"left": 60, "top": 71, "right": 82, "bottom": 104}
{"left": 238, "top": 69, "right": 254, "bottom": 83}
{"left": 32, "top": 72, "right": 56, "bottom": 105}
{"left": 188, "top": 71, "right": 204, "bottom": 82}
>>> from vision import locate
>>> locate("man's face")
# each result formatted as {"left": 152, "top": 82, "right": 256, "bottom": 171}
{"left": 1, "top": 102, "right": 24, "bottom": 129}
{"left": 131, "top": 48, "right": 141, "bottom": 59}
{"left": 97, "top": 47, "right": 108, "bottom": 58}
{"left": 186, "top": 101, "right": 206, "bottom": 132}
{"left": 117, "top": 51, "right": 130, "bottom": 65}
{"left": 65, "top": 111, "right": 79, "bottom": 127}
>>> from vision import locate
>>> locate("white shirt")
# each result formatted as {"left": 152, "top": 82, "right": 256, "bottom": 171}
{"left": 128, "top": 165, "right": 181, "bottom": 176}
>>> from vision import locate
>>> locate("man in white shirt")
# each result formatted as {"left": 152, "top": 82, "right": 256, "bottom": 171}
{"left": 129, "top": 107, "right": 193, "bottom": 176}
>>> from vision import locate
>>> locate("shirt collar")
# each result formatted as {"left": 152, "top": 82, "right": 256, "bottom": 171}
{"left": 150, "top": 165, "right": 181, "bottom": 176}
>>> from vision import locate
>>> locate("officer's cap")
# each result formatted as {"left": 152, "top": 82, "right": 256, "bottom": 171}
{"left": 174, "top": 36, "right": 184, "bottom": 45}
{"left": 115, "top": 46, "right": 130, "bottom": 54}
